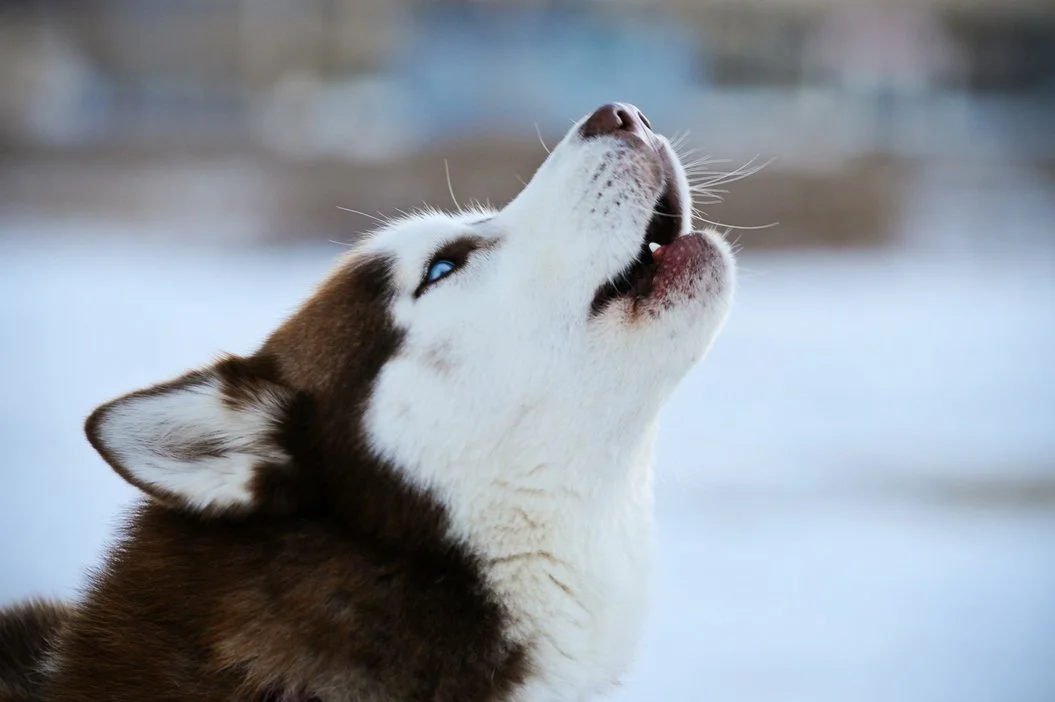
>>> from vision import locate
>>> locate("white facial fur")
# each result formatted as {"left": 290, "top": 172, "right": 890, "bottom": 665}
{"left": 361, "top": 115, "right": 736, "bottom": 698}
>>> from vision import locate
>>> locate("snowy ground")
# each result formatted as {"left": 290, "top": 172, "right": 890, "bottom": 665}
{"left": 1, "top": 229, "right": 1053, "bottom": 701}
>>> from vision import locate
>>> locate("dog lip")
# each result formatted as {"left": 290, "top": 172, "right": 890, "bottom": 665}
{"left": 645, "top": 177, "right": 682, "bottom": 248}
{"left": 589, "top": 186, "right": 684, "bottom": 316}
{"left": 588, "top": 136, "right": 688, "bottom": 317}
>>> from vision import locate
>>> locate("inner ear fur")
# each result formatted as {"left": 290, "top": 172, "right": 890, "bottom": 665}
{"left": 85, "top": 355, "right": 295, "bottom": 516}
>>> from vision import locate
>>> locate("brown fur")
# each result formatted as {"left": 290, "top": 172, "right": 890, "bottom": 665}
{"left": 0, "top": 600, "right": 70, "bottom": 702}
{"left": 33, "top": 254, "right": 527, "bottom": 700}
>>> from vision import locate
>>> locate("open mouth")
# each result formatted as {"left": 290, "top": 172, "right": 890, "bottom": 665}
{"left": 590, "top": 177, "right": 684, "bottom": 315}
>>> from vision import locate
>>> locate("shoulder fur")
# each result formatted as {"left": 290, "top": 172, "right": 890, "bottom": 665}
{"left": 0, "top": 600, "right": 71, "bottom": 702}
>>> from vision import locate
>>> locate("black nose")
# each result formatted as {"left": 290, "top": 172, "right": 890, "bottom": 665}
{"left": 579, "top": 102, "right": 653, "bottom": 140}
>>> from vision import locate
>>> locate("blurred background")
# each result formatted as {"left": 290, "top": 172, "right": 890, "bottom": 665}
{"left": 1, "top": 1, "right": 1053, "bottom": 700}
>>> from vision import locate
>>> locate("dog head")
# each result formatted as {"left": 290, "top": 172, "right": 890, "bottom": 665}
{"left": 86, "top": 103, "right": 735, "bottom": 519}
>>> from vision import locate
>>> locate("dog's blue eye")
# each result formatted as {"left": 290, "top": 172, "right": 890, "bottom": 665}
{"left": 426, "top": 259, "right": 456, "bottom": 283}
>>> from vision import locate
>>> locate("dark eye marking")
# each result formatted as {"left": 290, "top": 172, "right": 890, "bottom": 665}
{"left": 413, "top": 235, "right": 495, "bottom": 299}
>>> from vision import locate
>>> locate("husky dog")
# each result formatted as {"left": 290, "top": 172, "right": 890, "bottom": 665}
{"left": 0, "top": 103, "right": 735, "bottom": 701}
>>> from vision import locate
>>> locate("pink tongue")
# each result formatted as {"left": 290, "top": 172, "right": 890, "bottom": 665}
{"left": 652, "top": 245, "right": 667, "bottom": 265}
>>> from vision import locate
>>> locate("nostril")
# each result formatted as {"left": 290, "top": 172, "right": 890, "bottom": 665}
{"left": 636, "top": 110, "right": 652, "bottom": 131}
{"left": 614, "top": 107, "right": 636, "bottom": 131}
{"left": 580, "top": 104, "right": 622, "bottom": 139}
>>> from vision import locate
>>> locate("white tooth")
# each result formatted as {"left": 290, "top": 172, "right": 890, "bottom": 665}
{"left": 648, "top": 242, "right": 660, "bottom": 253}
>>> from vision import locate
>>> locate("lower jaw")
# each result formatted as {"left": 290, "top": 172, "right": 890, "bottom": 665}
{"left": 633, "top": 234, "right": 719, "bottom": 313}
{"left": 592, "top": 233, "right": 718, "bottom": 316}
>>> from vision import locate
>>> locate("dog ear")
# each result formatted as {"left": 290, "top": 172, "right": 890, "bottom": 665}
{"left": 85, "top": 356, "right": 294, "bottom": 515}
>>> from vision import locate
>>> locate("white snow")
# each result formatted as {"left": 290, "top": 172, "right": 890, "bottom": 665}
{"left": 1, "top": 230, "right": 1053, "bottom": 701}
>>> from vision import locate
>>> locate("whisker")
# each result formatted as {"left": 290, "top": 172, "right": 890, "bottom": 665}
{"left": 535, "top": 123, "right": 552, "bottom": 155}
{"left": 689, "top": 190, "right": 726, "bottom": 201}
{"left": 684, "top": 169, "right": 731, "bottom": 179}
{"left": 682, "top": 156, "right": 726, "bottom": 167}
{"left": 669, "top": 130, "right": 692, "bottom": 153}
{"left": 685, "top": 166, "right": 736, "bottom": 177}
{"left": 674, "top": 146, "right": 704, "bottom": 163}
{"left": 707, "top": 162, "right": 767, "bottom": 184}
{"left": 683, "top": 156, "right": 733, "bottom": 170}
{"left": 444, "top": 159, "right": 461, "bottom": 213}
{"left": 688, "top": 160, "right": 771, "bottom": 190}
{"left": 686, "top": 203, "right": 777, "bottom": 233}
{"left": 336, "top": 206, "right": 387, "bottom": 225}
{"left": 696, "top": 214, "right": 779, "bottom": 232}
{"left": 687, "top": 155, "right": 772, "bottom": 186}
